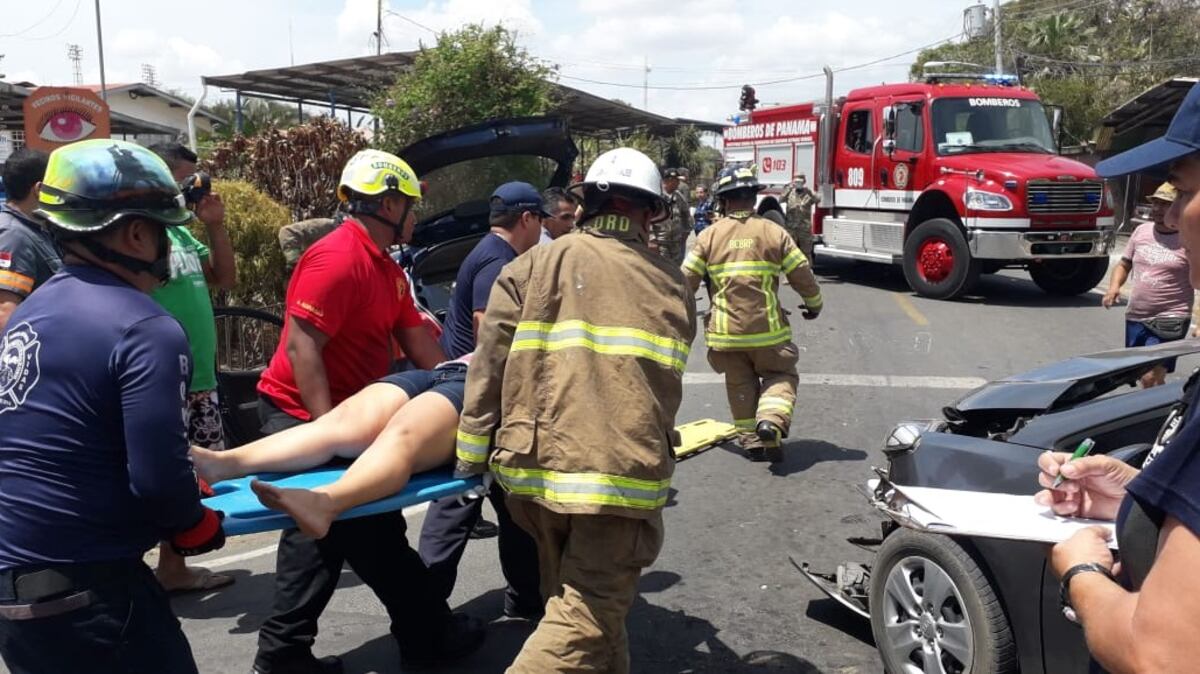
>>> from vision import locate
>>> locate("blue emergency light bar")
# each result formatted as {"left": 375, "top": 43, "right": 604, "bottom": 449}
{"left": 982, "top": 74, "right": 1020, "bottom": 86}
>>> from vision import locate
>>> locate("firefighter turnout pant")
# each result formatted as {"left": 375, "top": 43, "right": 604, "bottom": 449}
{"left": 505, "top": 497, "right": 664, "bottom": 674}
{"left": 706, "top": 342, "right": 800, "bottom": 447}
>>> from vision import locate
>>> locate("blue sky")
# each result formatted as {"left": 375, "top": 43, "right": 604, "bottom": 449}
{"left": 1, "top": 0, "right": 977, "bottom": 122}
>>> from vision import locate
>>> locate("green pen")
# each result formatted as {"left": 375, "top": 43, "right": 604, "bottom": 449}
{"left": 1052, "top": 438, "right": 1096, "bottom": 488}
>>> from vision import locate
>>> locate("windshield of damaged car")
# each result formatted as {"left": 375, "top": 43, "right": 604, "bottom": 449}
{"left": 932, "top": 97, "right": 1057, "bottom": 156}
{"left": 416, "top": 155, "right": 560, "bottom": 220}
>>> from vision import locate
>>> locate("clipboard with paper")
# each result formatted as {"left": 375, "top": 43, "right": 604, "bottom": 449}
{"left": 866, "top": 469, "right": 1118, "bottom": 549}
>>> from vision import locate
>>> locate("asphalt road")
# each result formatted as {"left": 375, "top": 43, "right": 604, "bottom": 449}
{"left": 9, "top": 254, "right": 1188, "bottom": 674}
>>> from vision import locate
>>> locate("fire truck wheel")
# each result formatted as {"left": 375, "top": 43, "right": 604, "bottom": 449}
{"left": 1028, "top": 258, "right": 1109, "bottom": 296}
{"left": 902, "top": 219, "right": 981, "bottom": 300}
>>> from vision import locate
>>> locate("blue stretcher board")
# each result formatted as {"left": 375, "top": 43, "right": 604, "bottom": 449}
{"left": 205, "top": 466, "right": 482, "bottom": 536}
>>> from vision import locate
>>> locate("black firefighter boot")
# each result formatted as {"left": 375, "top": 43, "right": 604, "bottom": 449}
{"left": 756, "top": 420, "right": 785, "bottom": 463}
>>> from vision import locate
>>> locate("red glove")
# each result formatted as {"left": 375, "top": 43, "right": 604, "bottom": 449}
{"left": 198, "top": 477, "right": 214, "bottom": 498}
{"left": 170, "top": 508, "right": 226, "bottom": 557}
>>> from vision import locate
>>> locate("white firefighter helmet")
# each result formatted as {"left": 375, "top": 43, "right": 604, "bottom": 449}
{"left": 570, "top": 148, "right": 667, "bottom": 220}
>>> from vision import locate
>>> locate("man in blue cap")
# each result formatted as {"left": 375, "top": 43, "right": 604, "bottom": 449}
{"left": 418, "top": 181, "right": 545, "bottom": 619}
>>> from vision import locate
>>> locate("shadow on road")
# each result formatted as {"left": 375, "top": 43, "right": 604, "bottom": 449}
{"left": 768, "top": 440, "right": 869, "bottom": 477}
{"left": 170, "top": 565, "right": 365, "bottom": 633}
{"left": 816, "top": 256, "right": 1103, "bottom": 309}
{"left": 804, "top": 597, "right": 876, "bottom": 649}
{"left": 331, "top": 571, "right": 831, "bottom": 673}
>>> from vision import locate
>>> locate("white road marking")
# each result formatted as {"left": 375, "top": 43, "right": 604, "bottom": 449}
{"left": 682, "top": 372, "right": 986, "bottom": 389}
{"left": 205, "top": 502, "right": 432, "bottom": 568}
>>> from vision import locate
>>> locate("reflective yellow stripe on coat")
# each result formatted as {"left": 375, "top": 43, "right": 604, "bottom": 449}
{"left": 511, "top": 320, "right": 690, "bottom": 373}
{"left": 455, "top": 429, "right": 490, "bottom": 465}
{"left": 494, "top": 465, "right": 671, "bottom": 510}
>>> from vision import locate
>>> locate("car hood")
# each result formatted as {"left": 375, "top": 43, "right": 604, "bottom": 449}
{"left": 949, "top": 341, "right": 1200, "bottom": 421}
{"left": 400, "top": 116, "right": 578, "bottom": 179}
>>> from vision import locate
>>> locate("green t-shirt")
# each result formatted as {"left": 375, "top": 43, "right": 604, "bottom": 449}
{"left": 151, "top": 225, "right": 217, "bottom": 392}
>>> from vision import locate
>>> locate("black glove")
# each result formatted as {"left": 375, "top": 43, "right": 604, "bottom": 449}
{"left": 170, "top": 508, "right": 227, "bottom": 557}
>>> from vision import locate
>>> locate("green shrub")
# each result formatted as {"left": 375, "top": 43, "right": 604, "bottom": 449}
{"left": 192, "top": 179, "right": 291, "bottom": 308}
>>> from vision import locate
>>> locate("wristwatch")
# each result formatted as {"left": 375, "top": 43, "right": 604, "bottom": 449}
{"left": 1059, "top": 562, "right": 1116, "bottom": 624}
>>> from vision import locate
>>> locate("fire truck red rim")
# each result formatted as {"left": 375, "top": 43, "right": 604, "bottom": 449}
{"left": 917, "top": 237, "right": 956, "bottom": 283}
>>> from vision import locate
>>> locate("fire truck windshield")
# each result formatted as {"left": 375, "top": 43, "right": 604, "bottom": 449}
{"left": 931, "top": 97, "right": 1057, "bottom": 156}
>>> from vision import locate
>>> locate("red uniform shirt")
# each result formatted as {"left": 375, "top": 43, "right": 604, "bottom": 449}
{"left": 258, "top": 219, "right": 423, "bottom": 420}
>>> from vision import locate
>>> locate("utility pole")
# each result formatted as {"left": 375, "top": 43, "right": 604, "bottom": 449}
{"left": 94, "top": 0, "right": 107, "bottom": 101}
{"left": 68, "top": 44, "right": 83, "bottom": 85}
{"left": 642, "top": 56, "right": 650, "bottom": 110}
{"left": 993, "top": 0, "right": 1003, "bottom": 75}
{"left": 376, "top": 0, "right": 383, "bottom": 55}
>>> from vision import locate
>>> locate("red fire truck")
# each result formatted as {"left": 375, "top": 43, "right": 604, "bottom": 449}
{"left": 722, "top": 69, "right": 1116, "bottom": 299}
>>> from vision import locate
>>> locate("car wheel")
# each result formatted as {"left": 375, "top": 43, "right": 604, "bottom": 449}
{"left": 1028, "top": 258, "right": 1109, "bottom": 296}
{"left": 870, "top": 530, "right": 1016, "bottom": 674}
{"left": 902, "top": 219, "right": 981, "bottom": 300}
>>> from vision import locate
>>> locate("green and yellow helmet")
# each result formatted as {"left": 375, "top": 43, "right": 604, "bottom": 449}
{"left": 336, "top": 149, "right": 421, "bottom": 203}
{"left": 35, "top": 139, "right": 192, "bottom": 234}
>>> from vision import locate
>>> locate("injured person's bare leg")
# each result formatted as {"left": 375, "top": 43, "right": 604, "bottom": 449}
{"left": 250, "top": 389, "right": 460, "bottom": 539}
{"left": 192, "top": 382, "right": 412, "bottom": 485}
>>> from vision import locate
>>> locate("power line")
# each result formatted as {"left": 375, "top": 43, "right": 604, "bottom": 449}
{"left": 384, "top": 10, "right": 438, "bottom": 36}
{"left": 557, "top": 32, "right": 962, "bottom": 92}
{"left": 0, "top": 0, "right": 67, "bottom": 38}
{"left": 1004, "top": 0, "right": 1114, "bottom": 20}
{"left": 18, "top": 0, "right": 83, "bottom": 42}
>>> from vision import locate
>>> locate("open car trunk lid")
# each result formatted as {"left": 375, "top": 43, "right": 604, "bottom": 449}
{"left": 400, "top": 116, "right": 577, "bottom": 180}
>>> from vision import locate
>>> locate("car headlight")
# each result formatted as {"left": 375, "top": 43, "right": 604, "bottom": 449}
{"left": 883, "top": 420, "right": 945, "bottom": 454}
{"left": 1104, "top": 184, "right": 1115, "bottom": 210}
{"left": 964, "top": 189, "right": 1013, "bottom": 211}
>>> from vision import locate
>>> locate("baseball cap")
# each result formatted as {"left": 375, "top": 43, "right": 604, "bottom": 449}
{"left": 490, "top": 181, "right": 551, "bottom": 218}
{"left": 1150, "top": 182, "right": 1178, "bottom": 203}
{"left": 1096, "top": 82, "right": 1200, "bottom": 178}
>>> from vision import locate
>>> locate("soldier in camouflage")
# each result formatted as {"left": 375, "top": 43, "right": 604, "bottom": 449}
{"left": 278, "top": 217, "right": 337, "bottom": 272}
{"left": 781, "top": 173, "right": 819, "bottom": 259}
{"left": 649, "top": 168, "right": 692, "bottom": 265}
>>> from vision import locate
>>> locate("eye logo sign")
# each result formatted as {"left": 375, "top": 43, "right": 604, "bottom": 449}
{"left": 22, "top": 87, "right": 111, "bottom": 151}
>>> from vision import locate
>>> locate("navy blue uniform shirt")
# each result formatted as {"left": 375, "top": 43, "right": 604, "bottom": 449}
{"left": 0, "top": 264, "right": 204, "bottom": 570}
{"left": 1126, "top": 374, "right": 1200, "bottom": 539}
{"left": 439, "top": 232, "right": 517, "bottom": 359}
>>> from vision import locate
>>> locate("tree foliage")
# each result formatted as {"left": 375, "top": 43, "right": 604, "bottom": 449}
{"left": 202, "top": 99, "right": 313, "bottom": 143}
{"left": 202, "top": 116, "right": 367, "bottom": 221}
{"left": 191, "top": 180, "right": 291, "bottom": 308}
{"left": 371, "top": 24, "right": 559, "bottom": 153}
{"left": 911, "top": 0, "right": 1200, "bottom": 143}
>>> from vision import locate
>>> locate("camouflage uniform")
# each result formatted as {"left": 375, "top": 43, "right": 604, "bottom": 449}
{"left": 781, "top": 183, "right": 818, "bottom": 259}
{"left": 651, "top": 189, "right": 692, "bottom": 266}
{"left": 278, "top": 218, "right": 337, "bottom": 270}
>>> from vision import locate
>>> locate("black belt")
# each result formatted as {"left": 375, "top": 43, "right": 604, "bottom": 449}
{"left": 0, "top": 559, "right": 141, "bottom": 621}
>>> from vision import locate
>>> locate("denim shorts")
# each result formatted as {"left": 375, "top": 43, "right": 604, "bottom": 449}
{"left": 1126, "top": 320, "right": 1185, "bottom": 372}
{"left": 376, "top": 362, "right": 467, "bottom": 413}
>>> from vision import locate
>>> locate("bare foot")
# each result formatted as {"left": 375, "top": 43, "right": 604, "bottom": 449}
{"left": 191, "top": 446, "right": 234, "bottom": 485}
{"left": 250, "top": 480, "right": 337, "bottom": 539}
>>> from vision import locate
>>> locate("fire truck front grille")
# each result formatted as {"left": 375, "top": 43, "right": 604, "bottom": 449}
{"left": 1026, "top": 181, "right": 1103, "bottom": 214}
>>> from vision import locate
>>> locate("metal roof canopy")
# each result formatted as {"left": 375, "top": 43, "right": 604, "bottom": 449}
{"left": 1097, "top": 77, "right": 1199, "bottom": 155}
{"left": 0, "top": 81, "right": 185, "bottom": 137}
{"left": 202, "top": 52, "right": 723, "bottom": 136}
